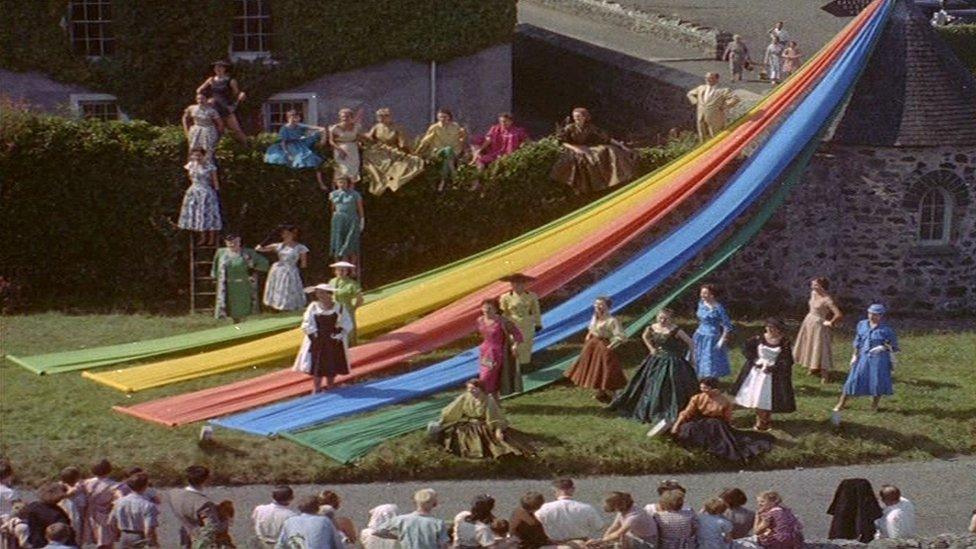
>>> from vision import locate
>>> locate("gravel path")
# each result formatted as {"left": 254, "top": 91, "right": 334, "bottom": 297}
{"left": 158, "top": 457, "right": 976, "bottom": 546}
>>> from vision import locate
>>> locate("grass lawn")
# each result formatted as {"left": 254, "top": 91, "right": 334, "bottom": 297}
{"left": 1, "top": 312, "right": 973, "bottom": 487}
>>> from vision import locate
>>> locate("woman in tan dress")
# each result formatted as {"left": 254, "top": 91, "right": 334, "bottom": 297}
{"left": 565, "top": 296, "right": 627, "bottom": 402}
{"left": 792, "top": 277, "right": 843, "bottom": 384}
{"left": 362, "top": 108, "right": 426, "bottom": 195}
{"left": 499, "top": 273, "right": 542, "bottom": 369}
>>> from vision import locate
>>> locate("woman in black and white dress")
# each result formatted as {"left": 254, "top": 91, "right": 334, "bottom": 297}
{"left": 732, "top": 318, "right": 796, "bottom": 430}
{"left": 293, "top": 284, "right": 354, "bottom": 394}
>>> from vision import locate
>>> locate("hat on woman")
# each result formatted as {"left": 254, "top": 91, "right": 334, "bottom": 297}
{"left": 304, "top": 283, "right": 337, "bottom": 293}
{"left": 211, "top": 60, "right": 232, "bottom": 68}
{"left": 329, "top": 261, "right": 356, "bottom": 269}
{"left": 867, "top": 303, "right": 886, "bottom": 315}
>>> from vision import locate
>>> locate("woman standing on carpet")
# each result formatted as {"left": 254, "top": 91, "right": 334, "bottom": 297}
{"left": 565, "top": 296, "right": 627, "bottom": 403}
{"left": 499, "top": 274, "right": 542, "bottom": 371}
{"left": 693, "top": 284, "right": 734, "bottom": 379}
{"left": 793, "top": 277, "right": 843, "bottom": 384}
{"left": 669, "top": 377, "right": 774, "bottom": 462}
{"left": 182, "top": 93, "right": 223, "bottom": 163}
{"left": 834, "top": 304, "right": 899, "bottom": 413}
{"left": 328, "top": 108, "right": 364, "bottom": 186}
{"left": 177, "top": 148, "right": 222, "bottom": 246}
{"left": 607, "top": 308, "right": 698, "bottom": 433}
{"left": 329, "top": 176, "right": 365, "bottom": 265}
{"left": 294, "top": 284, "right": 354, "bottom": 394}
{"left": 255, "top": 224, "right": 309, "bottom": 312}
{"left": 732, "top": 318, "right": 796, "bottom": 431}
{"left": 212, "top": 234, "right": 269, "bottom": 322}
{"left": 477, "top": 298, "right": 524, "bottom": 399}
{"left": 430, "top": 378, "right": 534, "bottom": 459}
{"left": 328, "top": 261, "right": 364, "bottom": 344}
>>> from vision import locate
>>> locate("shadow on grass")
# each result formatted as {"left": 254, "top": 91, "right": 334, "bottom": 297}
{"left": 900, "top": 378, "right": 961, "bottom": 390}
{"left": 506, "top": 402, "right": 616, "bottom": 417}
{"left": 887, "top": 406, "right": 976, "bottom": 421}
{"left": 777, "top": 418, "right": 955, "bottom": 457}
{"left": 197, "top": 438, "right": 249, "bottom": 458}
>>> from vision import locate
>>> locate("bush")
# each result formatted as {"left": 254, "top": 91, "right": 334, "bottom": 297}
{"left": 0, "top": 108, "right": 695, "bottom": 312}
{"left": 937, "top": 25, "right": 976, "bottom": 75}
{"left": 0, "top": 0, "right": 517, "bottom": 124}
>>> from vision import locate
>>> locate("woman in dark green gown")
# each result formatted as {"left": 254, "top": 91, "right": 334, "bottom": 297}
{"left": 608, "top": 308, "right": 698, "bottom": 430}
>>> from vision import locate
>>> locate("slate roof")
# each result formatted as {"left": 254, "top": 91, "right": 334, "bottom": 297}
{"left": 829, "top": 0, "right": 976, "bottom": 146}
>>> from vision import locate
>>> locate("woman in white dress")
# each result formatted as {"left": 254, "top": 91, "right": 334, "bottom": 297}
{"left": 256, "top": 224, "right": 309, "bottom": 311}
{"left": 328, "top": 108, "right": 363, "bottom": 186}
{"left": 182, "top": 93, "right": 223, "bottom": 163}
{"left": 732, "top": 318, "right": 796, "bottom": 430}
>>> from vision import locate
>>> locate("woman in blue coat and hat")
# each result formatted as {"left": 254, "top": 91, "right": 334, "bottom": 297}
{"left": 834, "top": 303, "right": 899, "bottom": 414}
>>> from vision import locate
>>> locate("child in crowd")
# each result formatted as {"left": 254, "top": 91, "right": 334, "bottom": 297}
{"left": 0, "top": 502, "right": 30, "bottom": 548}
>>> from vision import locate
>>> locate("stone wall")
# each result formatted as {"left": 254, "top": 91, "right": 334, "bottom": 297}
{"left": 712, "top": 145, "right": 976, "bottom": 316}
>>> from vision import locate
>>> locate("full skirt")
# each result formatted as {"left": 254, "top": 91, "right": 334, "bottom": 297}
{"left": 309, "top": 335, "right": 349, "bottom": 378}
{"left": 549, "top": 144, "right": 636, "bottom": 194}
{"left": 330, "top": 212, "right": 361, "bottom": 257}
{"left": 178, "top": 183, "right": 222, "bottom": 231}
{"left": 675, "top": 418, "right": 774, "bottom": 462}
{"left": 843, "top": 355, "right": 893, "bottom": 396}
{"left": 564, "top": 337, "right": 626, "bottom": 391}
{"left": 734, "top": 367, "right": 773, "bottom": 410}
{"left": 363, "top": 143, "right": 425, "bottom": 195}
{"left": 608, "top": 352, "right": 698, "bottom": 424}
{"left": 693, "top": 331, "right": 731, "bottom": 378}
{"left": 436, "top": 420, "right": 534, "bottom": 459}
{"left": 793, "top": 314, "right": 832, "bottom": 372}
{"left": 262, "top": 263, "right": 306, "bottom": 311}
{"left": 264, "top": 137, "right": 323, "bottom": 169}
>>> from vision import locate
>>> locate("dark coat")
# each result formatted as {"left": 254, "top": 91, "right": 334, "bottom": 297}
{"left": 827, "top": 478, "right": 883, "bottom": 542}
{"left": 732, "top": 335, "right": 797, "bottom": 413}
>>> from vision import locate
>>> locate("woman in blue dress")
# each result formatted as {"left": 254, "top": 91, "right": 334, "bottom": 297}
{"left": 834, "top": 303, "right": 899, "bottom": 413}
{"left": 264, "top": 109, "right": 325, "bottom": 170}
{"left": 329, "top": 176, "right": 365, "bottom": 266}
{"left": 692, "top": 284, "right": 734, "bottom": 378}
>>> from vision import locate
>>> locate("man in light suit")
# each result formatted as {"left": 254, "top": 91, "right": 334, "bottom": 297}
{"left": 167, "top": 465, "right": 223, "bottom": 548}
{"left": 687, "top": 72, "right": 741, "bottom": 141}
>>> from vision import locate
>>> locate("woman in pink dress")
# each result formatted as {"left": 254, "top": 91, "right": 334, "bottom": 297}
{"left": 477, "top": 298, "right": 524, "bottom": 399}
{"left": 474, "top": 113, "right": 529, "bottom": 168}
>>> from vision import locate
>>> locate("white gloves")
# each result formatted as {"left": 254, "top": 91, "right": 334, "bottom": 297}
{"left": 359, "top": 218, "right": 365, "bottom": 232}
{"left": 869, "top": 345, "right": 888, "bottom": 354}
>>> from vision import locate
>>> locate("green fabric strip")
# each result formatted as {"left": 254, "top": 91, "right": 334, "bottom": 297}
{"left": 280, "top": 140, "right": 819, "bottom": 464}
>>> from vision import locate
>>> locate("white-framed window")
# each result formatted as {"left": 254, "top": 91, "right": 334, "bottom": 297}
{"left": 69, "top": 93, "right": 128, "bottom": 122}
{"left": 917, "top": 187, "right": 953, "bottom": 246}
{"left": 67, "top": 0, "right": 115, "bottom": 57}
{"left": 263, "top": 93, "right": 317, "bottom": 133}
{"left": 230, "top": 0, "right": 272, "bottom": 61}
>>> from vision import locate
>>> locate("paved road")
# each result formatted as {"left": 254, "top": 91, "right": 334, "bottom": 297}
{"left": 158, "top": 457, "right": 976, "bottom": 546}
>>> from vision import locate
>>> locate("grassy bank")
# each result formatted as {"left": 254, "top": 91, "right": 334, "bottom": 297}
{"left": 0, "top": 313, "right": 973, "bottom": 487}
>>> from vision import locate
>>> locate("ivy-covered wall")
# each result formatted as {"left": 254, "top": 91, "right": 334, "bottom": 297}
{"left": 0, "top": 0, "right": 517, "bottom": 124}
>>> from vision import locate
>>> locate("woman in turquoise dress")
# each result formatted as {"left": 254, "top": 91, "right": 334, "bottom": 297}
{"left": 329, "top": 176, "right": 365, "bottom": 265}
{"left": 264, "top": 110, "right": 325, "bottom": 169}
{"left": 212, "top": 234, "right": 269, "bottom": 322}
{"left": 608, "top": 308, "right": 698, "bottom": 432}
{"left": 693, "top": 284, "right": 734, "bottom": 378}
{"left": 834, "top": 303, "right": 899, "bottom": 413}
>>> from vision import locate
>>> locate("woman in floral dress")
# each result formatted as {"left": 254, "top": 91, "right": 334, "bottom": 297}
{"left": 177, "top": 148, "right": 222, "bottom": 246}
{"left": 256, "top": 224, "right": 309, "bottom": 312}
{"left": 182, "top": 93, "right": 223, "bottom": 163}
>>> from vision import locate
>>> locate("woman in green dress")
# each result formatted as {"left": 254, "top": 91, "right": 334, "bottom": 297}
{"left": 430, "top": 379, "right": 534, "bottom": 459}
{"left": 212, "top": 234, "right": 269, "bottom": 322}
{"left": 328, "top": 260, "right": 364, "bottom": 344}
{"left": 607, "top": 308, "right": 698, "bottom": 435}
{"left": 329, "top": 176, "right": 365, "bottom": 266}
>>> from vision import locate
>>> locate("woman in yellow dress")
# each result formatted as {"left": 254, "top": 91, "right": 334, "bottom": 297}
{"left": 416, "top": 108, "right": 467, "bottom": 191}
{"left": 499, "top": 274, "right": 542, "bottom": 370}
{"left": 362, "top": 108, "right": 426, "bottom": 196}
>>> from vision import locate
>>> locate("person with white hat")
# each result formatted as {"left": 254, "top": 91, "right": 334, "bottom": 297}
{"left": 329, "top": 261, "right": 364, "bottom": 344}
{"left": 834, "top": 303, "right": 899, "bottom": 414}
{"left": 293, "top": 283, "right": 354, "bottom": 394}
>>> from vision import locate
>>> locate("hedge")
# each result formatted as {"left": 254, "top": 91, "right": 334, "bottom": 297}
{"left": 0, "top": 0, "right": 516, "bottom": 124}
{"left": 937, "top": 25, "right": 976, "bottom": 75}
{"left": 0, "top": 108, "right": 696, "bottom": 312}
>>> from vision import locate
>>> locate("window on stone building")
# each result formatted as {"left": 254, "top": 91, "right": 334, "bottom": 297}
{"left": 917, "top": 187, "right": 953, "bottom": 246}
{"left": 263, "top": 93, "right": 317, "bottom": 133}
{"left": 68, "top": 0, "right": 115, "bottom": 57}
{"left": 70, "top": 94, "right": 128, "bottom": 122}
{"left": 231, "top": 0, "right": 272, "bottom": 60}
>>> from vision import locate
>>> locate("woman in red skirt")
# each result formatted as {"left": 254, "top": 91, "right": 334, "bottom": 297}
{"left": 565, "top": 296, "right": 627, "bottom": 402}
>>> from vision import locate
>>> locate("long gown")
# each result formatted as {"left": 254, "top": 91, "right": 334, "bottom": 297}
{"left": 212, "top": 247, "right": 269, "bottom": 320}
{"left": 565, "top": 315, "right": 627, "bottom": 390}
{"left": 607, "top": 328, "right": 698, "bottom": 424}
{"left": 500, "top": 290, "right": 541, "bottom": 366}
{"left": 362, "top": 123, "right": 425, "bottom": 195}
{"left": 264, "top": 123, "right": 323, "bottom": 169}
{"left": 293, "top": 301, "right": 353, "bottom": 376}
{"left": 693, "top": 300, "right": 734, "bottom": 378}
{"left": 549, "top": 122, "right": 636, "bottom": 194}
{"left": 434, "top": 391, "right": 534, "bottom": 459}
{"left": 330, "top": 123, "right": 362, "bottom": 182}
{"left": 329, "top": 188, "right": 362, "bottom": 258}
{"left": 673, "top": 392, "right": 774, "bottom": 462}
{"left": 732, "top": 335, "right": 797, "bottom": 413}
{"left": 792, "top": 292, "right": 836, "bottom": 374}
{"left": 177, "top": 161, "right": 222, "bottom": 231}
{"left": 477, "top": 316, "right": 524, "bottom": 395}
{"left": 328, "top": 275, "right": 362, "bottom": 344}
{"left": 262, "top": 242, "right": 309, "bottom": 311}
{"left": 842, "top": 320, "right": 898, "bottom": 396}
{"left": 185, "top": 104, "right": 221, "bottom": 163}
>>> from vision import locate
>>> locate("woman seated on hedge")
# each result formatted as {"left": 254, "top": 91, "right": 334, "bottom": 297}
{"left": 669, "top": 377, "right": 774, "bottom": 463}
{"left": 428, "top": 379, "right": 534, "bottom": 459}
{"left": 362, "top": 108, "right": 426, "bottom": 196}
{"left": 550, "top": 107, "right": 636, "bottom": 195}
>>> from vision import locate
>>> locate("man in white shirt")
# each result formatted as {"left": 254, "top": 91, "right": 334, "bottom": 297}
{"left": 534, "top": 478, "right": 605, "bottom": 542}
{"left": 252, "top": 485, "right": 298, "bottom": 547}
{"left": 875, "top": 485, "right": 917, "bottom": 539}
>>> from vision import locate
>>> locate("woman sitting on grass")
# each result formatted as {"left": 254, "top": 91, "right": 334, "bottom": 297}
{"left": 428, "top": 379, "right": 534, "bottom": 459}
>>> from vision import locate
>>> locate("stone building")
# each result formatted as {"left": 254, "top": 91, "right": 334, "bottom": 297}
{"left": 715, "top": 0, "right": 976, "bottom": 315}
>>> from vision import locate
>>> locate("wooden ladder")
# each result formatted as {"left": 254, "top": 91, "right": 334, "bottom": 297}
{"left": 189, "top": 236, "right": 218, "bottom": 314}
